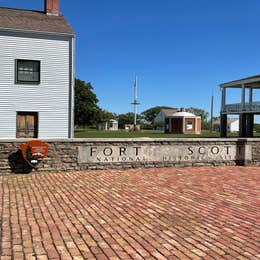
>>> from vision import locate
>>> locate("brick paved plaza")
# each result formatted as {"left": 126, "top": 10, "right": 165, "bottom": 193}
{"left": 0, "top": 166, "right": 259, "bottom": 259}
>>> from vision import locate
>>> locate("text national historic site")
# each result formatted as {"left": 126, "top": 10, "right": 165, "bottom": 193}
{"left": 78, "top": 144, "right": 251, "bottom": 163}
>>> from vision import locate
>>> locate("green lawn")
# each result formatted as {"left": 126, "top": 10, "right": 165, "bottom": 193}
{"left": 74, "top": 129, "right": 215, "bottom": 138}
{"left": 74, "top": 129, "right": 259, "bottom": 138}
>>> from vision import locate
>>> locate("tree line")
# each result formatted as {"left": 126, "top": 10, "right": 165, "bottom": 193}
{"left": 75, "top": 78, "right": 210, "bottom": 129}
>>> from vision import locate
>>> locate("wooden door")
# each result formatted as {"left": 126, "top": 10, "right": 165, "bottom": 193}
{"left": 172, "top": 118, "right": 183, "bottom": 133}
{"left": 17, "top": 112, "right": 38, "bottom": 138}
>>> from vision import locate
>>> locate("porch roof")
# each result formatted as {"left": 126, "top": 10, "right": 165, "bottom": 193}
{"left": 220, "top": 75, "right": 260, "bottom": 88}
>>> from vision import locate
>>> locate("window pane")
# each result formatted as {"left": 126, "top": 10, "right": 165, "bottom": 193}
{"left": 187, "top": 121, "right": 193, "bottom": 130}
{"left": 18, "top": 71, "right": 39, "bottom": 82}
{"left": 17, "top": 60, "right": 40, "bottom": 83}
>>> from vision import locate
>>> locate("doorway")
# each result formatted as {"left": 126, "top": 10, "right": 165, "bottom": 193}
{"left": 17, "top": 112, "right": 38, "bottom": 138}
{"left": 172, "top": 118, "right": 183, "bottom": 133}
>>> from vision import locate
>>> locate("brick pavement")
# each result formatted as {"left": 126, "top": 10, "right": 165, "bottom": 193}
{"left": 0, "top": 166, "right": 259, "bottom": 259}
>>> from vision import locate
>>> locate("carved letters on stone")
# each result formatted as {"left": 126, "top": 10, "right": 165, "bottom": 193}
{"left": 78, "top": 144, "right": 252, "bottom": 163}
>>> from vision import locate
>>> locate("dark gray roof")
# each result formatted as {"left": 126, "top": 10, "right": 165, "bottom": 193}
{"left": 220, "top": 75, "right": 260, "bottom": 88}
{"left": 0, "top": 7, "right": 74, "bottom": 35}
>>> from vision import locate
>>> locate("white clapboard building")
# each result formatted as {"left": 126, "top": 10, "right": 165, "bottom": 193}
{"left": 0, "top": 0, "right": 74, "bottom": 138}
{"left": 154, "top": 108, "right": 178, "bottom": 130}
{"left": 213, "top": 118, "right": 239, "bottom": 133}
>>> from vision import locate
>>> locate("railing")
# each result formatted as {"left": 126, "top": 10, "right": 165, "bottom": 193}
{"left": 222, "top": 101, "right": 260, "bottom": 113}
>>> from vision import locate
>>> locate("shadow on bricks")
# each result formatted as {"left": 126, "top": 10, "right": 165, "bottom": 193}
{"left": 8, "top": 149, "right": 33, "bottom": 174}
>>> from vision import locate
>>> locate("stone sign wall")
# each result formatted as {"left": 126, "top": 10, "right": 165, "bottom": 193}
{"left": 78, "top": 144, "right": 251, "bottom": 163}
{"left": 0, "top": 138, "right": 259, "bottom": 174}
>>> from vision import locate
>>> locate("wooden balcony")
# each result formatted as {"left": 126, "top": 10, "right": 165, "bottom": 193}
{"left": 222, "top": 101, "right": 260, "bottom": 114}
{"left": 220, "top": 75, "right": 260, "bottom": 137}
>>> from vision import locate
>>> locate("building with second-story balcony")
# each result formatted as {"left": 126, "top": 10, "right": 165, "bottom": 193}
{"left": 220, "top": 75, "right": 260, "bottom": 137}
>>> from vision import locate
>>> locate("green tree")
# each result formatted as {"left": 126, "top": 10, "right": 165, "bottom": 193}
{"left": 186, "top": 107, "right": 209, "bottom": 130}
{"left": 153, "top": 120, "right": 165, "bottom": 129}
{"left": 118, "top": 113, "right": 136, "bottom": 129}
{"left": 74, "top": 79, "right": 101, "bottom": 126}
{"left": 96, "top": 109, "right": 117, "bottom": 122}
{"left": 141, "top": 106, "right": 176, "bottom": 123}
{"left": 254, "top": 124, "right": 260, "bottom": 132}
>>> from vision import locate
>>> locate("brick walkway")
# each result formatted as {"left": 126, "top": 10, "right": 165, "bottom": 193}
{"left": 0, "top": 166, "right": 259, "bottom": 260}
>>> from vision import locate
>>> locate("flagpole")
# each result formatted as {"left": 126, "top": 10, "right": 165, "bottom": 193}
{"left": 134, "top": 75, "right": 137, "bottom": 126}
{"left": 210, "top": 93, "right": 214, "bottom": 132}
{"left": 131, "top": 75, "right": 140, "bottom": 131}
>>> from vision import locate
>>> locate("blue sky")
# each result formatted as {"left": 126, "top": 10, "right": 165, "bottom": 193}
{"left": 1, "top": 0, "right": 260, "bottom": 121}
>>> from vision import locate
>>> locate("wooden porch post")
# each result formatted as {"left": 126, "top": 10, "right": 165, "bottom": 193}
{"left": 249, "top": 88, "right": 253, "bottom": 103}
{"left": 241, "top": 84, "right": 245, "bottom": 110}
{"left": 220, "top": 87, "right": 227, "bottom": 138}
{"left": 221, "top": 88, "right": 226, "bottom": 112}
{"left": 239, "top": 114, "right": 247, "bottom": 137}
{"left": 246, "top": 114, "right": 254, "bottom": 137}
{"left": 220, "top": 114, "right": 227, "bottom": 138}
{"left": 249, "top": 88, "right": 253, "bottom": 112}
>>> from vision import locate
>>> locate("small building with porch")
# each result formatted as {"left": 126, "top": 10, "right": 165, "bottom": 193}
{"left": 97, "top": 119, "right": 118, "bottom": 131}
{"left": 165, "top": 111, "right": 201, "bottom": 134}
{"left": 220, "top": 75, "right": 260, "bottom": 137}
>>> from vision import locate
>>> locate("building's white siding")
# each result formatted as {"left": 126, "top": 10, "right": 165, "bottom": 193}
{"left": 154, "top": 111, "right": 165, "bottom": 123}
{"left": 229, "top": 120, "right": 239, "bottom": 132}
{"left": 0, "top": 32, "right": 72, "bottom": 138}
{"left": 154, "top": 111, "right": 166, "bottom": 130}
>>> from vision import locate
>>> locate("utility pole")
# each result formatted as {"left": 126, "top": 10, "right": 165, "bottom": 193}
{"left": 210, "top": 93, "right": 214, "bottom": 132}
{"left": 131, "top": 75, "right": 140, "bottom": 130}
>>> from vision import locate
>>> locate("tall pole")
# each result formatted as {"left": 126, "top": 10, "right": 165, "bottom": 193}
{"left": 131, "top": 75, "right": 140, "bottom": 130}
{"left": 134, "top": 76, "right": 137, "bottom": 126}
{"left": 210, "top": 93, "right": 214, "bottom": 132}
